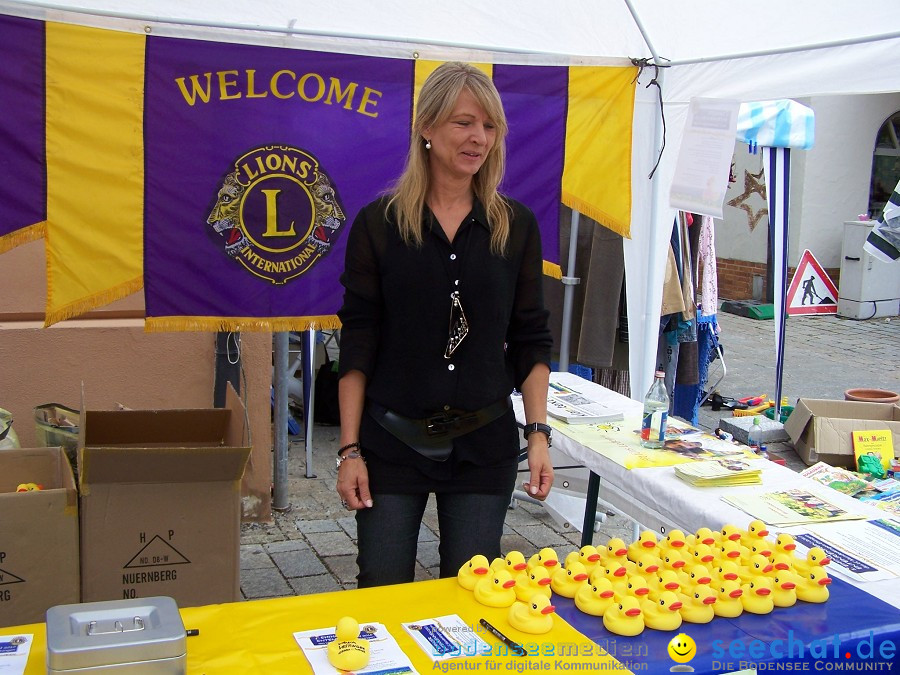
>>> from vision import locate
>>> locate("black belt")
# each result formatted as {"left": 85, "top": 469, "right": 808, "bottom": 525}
{"left": 367, "top": 397, "right": 511, "bottom": 462}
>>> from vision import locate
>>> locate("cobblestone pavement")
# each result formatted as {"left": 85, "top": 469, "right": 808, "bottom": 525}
{"left": 240, "top": 310, "right": 899, "bottom": 600}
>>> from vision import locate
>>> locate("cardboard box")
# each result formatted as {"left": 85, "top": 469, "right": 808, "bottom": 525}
{"left": 0, "top": 447, "right": 79, "bottom": 627}
{"left": 784, "top": 398, "right": 900, "bottom": 467}
{"left": 78, "top": 385, "right": 250, "bottom": 608}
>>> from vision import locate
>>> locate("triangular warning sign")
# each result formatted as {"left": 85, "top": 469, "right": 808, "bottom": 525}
{"left": 124, "top": 535, "right": 191, "bottom": 568}
{"left": 0, "top": 567, "right": 26, "bottom": 585}
{"left": 786, "top": 249, "right": 838, "bottom": 315}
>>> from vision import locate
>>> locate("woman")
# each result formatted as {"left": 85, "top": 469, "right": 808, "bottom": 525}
{"left": 336, "top": 62, "right": 553, "bottom": 588}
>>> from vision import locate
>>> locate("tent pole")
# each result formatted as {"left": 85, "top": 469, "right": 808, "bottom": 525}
{"left": 558, "top": 210, "right": 582, "bottom": 371}
{"left": 272, "top": 331, "right": 290, "bottom": 511}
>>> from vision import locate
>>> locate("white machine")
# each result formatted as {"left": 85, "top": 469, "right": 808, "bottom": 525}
{"left": 837, "top": 220, "right": 900, "bottom": 320}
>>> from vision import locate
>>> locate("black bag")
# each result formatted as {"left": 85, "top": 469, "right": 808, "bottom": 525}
{"left": 314, "top": 351, "right": 341, "bottom": 426}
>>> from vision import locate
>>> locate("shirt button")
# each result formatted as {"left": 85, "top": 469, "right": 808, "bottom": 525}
{"left": 444, "top": 405, "right": 450, "bottom": 411}
{"left": 450, "top": 254, "right": 457, "bottom": 260}
{"left": 454, "top": 280, "right": 459, "bottom": 286}
{"left": 448, "top": 364, "right": 455, "bottom": 371}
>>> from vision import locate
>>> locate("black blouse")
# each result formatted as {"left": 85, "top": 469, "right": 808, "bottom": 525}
{"left": 337, "top": 195, "right": 552, "bottom": 490}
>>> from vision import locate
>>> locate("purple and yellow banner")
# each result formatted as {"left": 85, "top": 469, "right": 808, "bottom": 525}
{"left": 0, "top": 14, "right": 45, "bottom": 253}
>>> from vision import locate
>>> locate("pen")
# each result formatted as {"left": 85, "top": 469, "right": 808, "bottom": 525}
{"left": 479, "top": 618, "right": 526, "bottom": 657}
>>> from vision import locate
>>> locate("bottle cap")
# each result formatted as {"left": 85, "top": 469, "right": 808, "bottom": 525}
{"left": 654, "top": 370, "right": 665, "bottom": 378}
{"left": 753, "top": 416, "right": 760, "bottom": 424}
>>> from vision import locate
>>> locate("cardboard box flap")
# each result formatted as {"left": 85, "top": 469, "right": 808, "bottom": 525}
{"left": 785, "top": 398, "right": 900, "bottom": 443}
{"left": 784, "top": 399, "right": 815, "bottom": 443}
{"left": 0, "top": 447, "right": 76, "bottom": 493}
{"left": 225, "top": 382, "right": 249, "bottom": 447}
{"left": 83, "top": 408, "right": 230, "bottom": 446}
{"left": 80, "top": 445, "right": 250, "bottom": 485}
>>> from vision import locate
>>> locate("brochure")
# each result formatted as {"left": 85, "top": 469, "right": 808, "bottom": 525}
{"left": 799, "top": 461, "right": 870, "bottom": 496}
{"left": 294, "top": 622, "right": 417, "bottom": 675}
{"left": 794, "top": 518, "right": 900, "bottom": 582}
{"left": 674, "top": 458, "right": 762, "bottom": 486}
{"left": 852, "top": 429, "right": 894, "bottom": 471}
{"left": 547, "top": 379, "right": 625, "bottom": 425}
{"left": 0, "top": 634, "right": 32, "bottom": 675}
{"left": 722, "top": 488, "right": 867, "bottom": 526}
{"left": 400, "top": 614, "right": 491, "bottom": 662}
{"left": 860, "top": 489, "right": 900, "bottom": 518}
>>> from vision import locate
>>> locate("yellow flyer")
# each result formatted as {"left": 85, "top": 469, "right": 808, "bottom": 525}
{"left": 852, "top": 429, "right": 894, "bottom": 470}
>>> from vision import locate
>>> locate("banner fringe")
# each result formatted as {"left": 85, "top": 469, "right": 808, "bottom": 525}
{"left": 44, "top": 276, "right": 144, "bottom": 327}
{"left": 0, "top": 222, "right": 46, "bottom": 254}
{"left": 561, "top": 192, "right": 631, "bottom": 239}
{"left": 144, "top": 315, "right": 343, "bottom": 333}
{"left": 543, "top": 260, "right": 562, "bottom": 279}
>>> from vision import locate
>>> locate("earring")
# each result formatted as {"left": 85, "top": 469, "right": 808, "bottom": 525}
{"left": 425, "top": 139, "right": 432, "bottom": 150}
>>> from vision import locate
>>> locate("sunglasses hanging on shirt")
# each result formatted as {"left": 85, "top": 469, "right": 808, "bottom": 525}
{"left": 444, "top": 291, "right": 469, "bottom": 358}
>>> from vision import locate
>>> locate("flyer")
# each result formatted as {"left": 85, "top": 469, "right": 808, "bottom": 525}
{"left": 722, "top": 488, "right": 866, "bottom": 526}
{"left": 794, "top": 518, "right": 900, "bottom": 583}
{"left": 0, "top": 634, "right": 32, "bottom": 675}
{"left": 400, "top": 614, "right": 491, "bottom": 662}
{"left": 294, "top": 622, "right": 417, "bottom": 675}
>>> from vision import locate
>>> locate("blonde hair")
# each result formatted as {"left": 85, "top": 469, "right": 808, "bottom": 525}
{"left": 387, "top": 62, "right": 511, "bottom": 255}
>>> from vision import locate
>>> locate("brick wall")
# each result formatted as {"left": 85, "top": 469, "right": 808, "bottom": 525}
{"left": 713, "top": 258, "right": 841, "bottom": 301}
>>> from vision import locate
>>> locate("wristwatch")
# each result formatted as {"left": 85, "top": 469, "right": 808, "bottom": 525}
{"left": 522, "top": 422, "right": 552, "bottom": 447}
{"left": 336, "top": 450, "right": 363, "bottom": 469}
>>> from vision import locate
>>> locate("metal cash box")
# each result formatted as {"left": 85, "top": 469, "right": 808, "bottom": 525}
{"left": 46, "top": 596, "right": 186, "bottom": 673}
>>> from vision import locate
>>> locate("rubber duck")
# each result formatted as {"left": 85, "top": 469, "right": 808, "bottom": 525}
{"left": 551, "top": 560, "right": 588, "bottom": 598}
{"left": 640, "top": 591, "right": 683, "bottom": 632}
{"left": 475, "top": 568, "right": 518, "bottom": 607}
{"left": 774, "top": 532, "right": 797, "bottom": 556}
{"left": 771, "top": 570, "right": 799, "bottom": 608}
{"left": 719, "top": 524, "right": 743, "bottom": 544}
{"left": 508, "top": 594, "right": 556, "bottom": 635}
{"left": 626, "top": 552, "right": 662, "bottom": 578}
{"left": 745, "top": 539, "right": 773, "bottom": 561}
{"left": 793, "top": 547, "right": 831, "bottom": 578}
{"left": 16, "top": 483, "right": 43, "bottom": 492}
{"left": 678, "top": 564, "right": 712, "bottom": 590}
{"left": 648, "top": 569, "right": 681, "bottom": 600}
{"left": 796, "top": 567, "right": 831, "bottom": 604}
{"left": 716, "top": 539, "right": 744, "bottom": 563}
{"left": 600, "top": 537, "right": 630, "bottom": 569}
{"left": 712, "top": 580, "right": 744, "bottom": 618}
{"left": 625, "top": 573, "right": 652, "bottom": 600}
{"left": 740, "top": 519, "right": 770, "bottom": 549}
{"left": 740, "top": 576, "right": 774, "bottom": 614}
{"left": 686, "top": 527, "right": 717, "bottom": 549}
{"left": 676, "top": 587, "right": 717, "bottom": 623}
{"left": 627, "top": 531, "right": 658, "bottom": 562}
{"left": 577, "top": 545, "right": 602, "bottom": 575}
{"left": 457, "top": 554, "right": 490, "bottom": 591}
{"left": 574, "top": 577, "right": 616, "bottom": 616}
{"left": 527, "top": 547, "right": 559, "bottom": 572}
{"left": 514, "top": 566, "right": 552, "bottom": 603}
{"left": 590, "top": 562, "right": 628, "bottom": 587}
{"left": 563, "top": 550, "right": 582, "bottom": 570}
{"left": 690, "top": 544, "right": 716, "bottom": 567}
{"left": 714, "top": 560, "right": 741, "bottom": 583}
{"left": 739, "top": 553, "right": 774, "bottom": 584}
{"left": 661, "top": 549, "right": 687, "bottom": 573}
{"left": 490, "top": 550, "right": 527, "bottom": 575}
{"left": 602, "top": 596, "right": 644, "bottom": 636}
{"left": 327, "top": 617, "right": 370, "bottom": 672}
{"left": 659, "top": 530, "right": 688, "bottom": 555}
{"left": 768, "top": 553, "right": 794, "bottom": 574}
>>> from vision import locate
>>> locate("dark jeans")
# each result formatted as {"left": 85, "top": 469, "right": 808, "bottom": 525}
{"left": 355, "top": 491, "right": 513, "bottom": 588}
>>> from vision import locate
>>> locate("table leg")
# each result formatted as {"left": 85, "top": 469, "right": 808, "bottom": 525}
{"left": 581, "top": 470, "right": 600, "bottom": 547}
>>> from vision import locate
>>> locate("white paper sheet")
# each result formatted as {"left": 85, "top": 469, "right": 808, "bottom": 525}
{"left": 0, "top": 634, "right": 32, "bottom": 675}
{"left": 401, "top": 614, "right": 491, "bottom": 662}
{"left": 793, "top": 518, "right": 900, "bottom": 583}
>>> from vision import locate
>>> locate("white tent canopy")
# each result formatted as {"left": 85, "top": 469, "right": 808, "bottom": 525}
{"left": 5, "top": 0, "right": 900, "bottom": 396}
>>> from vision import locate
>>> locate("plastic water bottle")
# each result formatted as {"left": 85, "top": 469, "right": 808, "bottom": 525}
{"left": 748, "top": 416, "right": 765, "bottom": 455}
{"left": 640, "top": 371, "right": 669, "bottom": 448}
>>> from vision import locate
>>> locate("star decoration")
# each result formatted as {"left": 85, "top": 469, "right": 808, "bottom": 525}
{"left": 727, "top": 168, "right": 768, "bottom": 231}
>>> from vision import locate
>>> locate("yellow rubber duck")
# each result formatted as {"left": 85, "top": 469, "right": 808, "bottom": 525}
{"left": 713, "top": 560, "right": 741, "bottom": 583}
{"left": 551, "top": 560, "right": 589, "bottom": 598}
{"left": 563, "top": 550, "right": 581, "bottom": 569}
{"left": 796, "top": 567, "right": 831, "bottom": 604}
{"left": 689, "top": 544, "right": 716, "bottom": 567}
{"left": 659, "top": 530, "right": 688, "bottom": 555}
{"left": 713, "top": 579, "right": 744, "bottom": 618}
{"left": 793, "top": 546, "right": 831, "bottom": 578}
{"left": 16, "top": 482, "right": 43, "bottom": 492}
{"left": 599, "top": 537, "right": 629, "bottom": 568}
{"left": 508, "top": 594, "right": 556, "bottom": 635}
{"left": 327, "top": 617, "right": 370, "bottom": 672}
{"left": 740, "top": 576, "right": 774, "bottom": 614}
{"left": 648, "top": 569, "right": 681, "bottom": 600}
{"left": 457, "top": 554, "right": 490, "bottom": 591}
{"left": 640, "top": 590, "right": 683, "bottom": 632}
{"left": 771, "top": 570, "right": 798, "bottom": 608}
{"left": 627, "top": 531, "right": 659, "bottom": 562}
{"left": 661, "top": 549, "right": 687, "bottom": 573}
{"left": 767, "top": 552, "right": 795, "bottom": 574}
{"left": 719, "top": 524, "right": 743, "bottom": 544}
{"left": 685, "top": 527, "right": 717, "bottom": 549}
{"left": 491, "top": 551, "right": 526, "bottom": 575}
{"left": 774, "top": 532, "right": 797, "bottom": 556}
{"left": 738, "top": 553, "right": 774, "bottom": 584}
{"left": 676, "top": 587, "right": 717, "bottom": 623}
{"left": 678, "top": 564, "right": 712, "bottom": 590}
{"left": 739, "top": 519, "right": 771, "bottom": 549}
{"left": 574, "top": 577, "right": 616, "bottom": 616}
{"left": 745, "top": 539, "right": 774, "bottom": 561}
{"left": 514, "top": 565, "right": 552, "bottom": 603}
{"left": 527, "top": 547, "right": 559, "bottom": 572}
{"left": 602, "top": 596, "right": 644, "bottom": 636}
{"left": 626, "top": 552, "right": 662, "bottom": 578}
{"left": 624, "top": 573, "right": 651, "bottom": 600}
{"left": 577, "top": 545, "right": 602, "bottom": 575}
{"left": 475, "top": 568, "right": 518, "bottom": 607}
{"left": 589, "top": 562, "right": 628, "bottom": 588}
{"left": 717, "top": 539, "right": 745, "bottom": 563}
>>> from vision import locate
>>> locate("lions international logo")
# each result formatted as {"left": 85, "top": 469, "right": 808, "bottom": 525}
{"left": 207, "top": 145, "right": 346, "bottom": 284}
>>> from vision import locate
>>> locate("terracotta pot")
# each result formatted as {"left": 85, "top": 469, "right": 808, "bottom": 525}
{"left": 844, "top": 388, "right": 900, "bottom": 404}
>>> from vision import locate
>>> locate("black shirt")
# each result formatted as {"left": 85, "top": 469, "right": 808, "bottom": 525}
{"left": 338, "top": 195, "right": 552, "bottom": 491}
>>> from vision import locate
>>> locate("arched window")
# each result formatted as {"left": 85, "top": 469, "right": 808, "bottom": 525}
{"left": 869, "top": 111, "right": 900, "bottom": 217}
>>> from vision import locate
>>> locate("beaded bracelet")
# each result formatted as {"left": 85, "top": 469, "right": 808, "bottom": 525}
{"left": 337, "top": 441, "right": 362, "bottom": 457}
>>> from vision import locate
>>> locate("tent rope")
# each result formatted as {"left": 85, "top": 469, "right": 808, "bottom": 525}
{"left": 631, "top": 58, "right": 668, "bottom": 179}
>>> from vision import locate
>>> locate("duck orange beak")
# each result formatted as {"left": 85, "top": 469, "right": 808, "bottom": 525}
{"left": 625, "top": 608, "right": 641, "bottom": 617}
{"left": 574, "top": 573, "right": 588, "bottom": 582}
{"left": 820, "top": 558, "right": 831, "bottom": 566}
{"left": 697, "top": 576, "right": 711, "bottom": 585}
{"left": 601, "top": 590, "right": 614, "bottom": 598}
{"left": 544, "top": 560, "right": 558, "bottom": 567}
{"left": 588, "top": 554, "right": 601, "bottom": 562}
{"left": 646, "top": 564, "right": 660, "bottom": 573}
{"left": 729, "top": 589, "right": 743, "bottom": 598}
{"left": 475, "top": 567, "right": 488, "bottom": 575}
{"left": 763, "top": 564, "right": 774, "bottom": 573}
{"left": 614, "top": 567, "right": 626, "bottom": 577}
{"left": 759, "top": 549, "right": 772, "bottom": 558}
{"left": 819, "top": 577, "right": 832, "bottom": 586}
{"left": 643, "top": 541, "right": 655, "bottom": 548}
{"left": 635, "top": 587, "right": 649, "bottom": 596}
{"left": 671, "top": 541, "right": 684, "bottom": 548}
{"left": 538, "top": 577, "right": 551, "bottom": 586}
{"left": 669, "top": 601, "right": 683, "bottom": 610}
{"left": 703, "top": 596, "right": 717, "bottom": 605}
{"left": 615, "top": 548, "right": 627, "bottom": 556}
{"left": 702, "top": 537, "right": 715, "bottom": 545}
{"left": 541, "top": 605, "right": 556, "bottom": 615}
{"left": 758, "top": 529, "right": 769, "bottom": 537}
{"left": 503, "top": 579, "right": 517, "bottom": 588}
{"left": 756, "top": 587, "right": 771, "bottom": 596}
{"left": 781, "top": 582, "right": 796, "bottom": 590}
{"left": 784, "top": 543, "right": 796, "bottom": 551}
{"left": 673, "top": 561, "right": 686, "bottom": 569}
{"left": 724, "top": 572, "right": 738, "bottom": 581}
{"left": 665, "top": 582, "right": 679, "bottom": 590}
{"left": 775, "top": 562, "right": 790, "bottom": 570}
{"left": 700, "top": 554, "right": 714, "bottom": 563}
{"left": 727, "top": 551, "right": 740, "bottom": 558}
{"left": 514, "top": 563, "right": 527, "bottom": 571}
{"left": 729, "top": 533, "right": 741, "bottom": 541}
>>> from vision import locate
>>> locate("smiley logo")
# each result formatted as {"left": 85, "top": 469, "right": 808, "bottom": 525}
{"left": 668, "top": 633, "right": 696, "bottom": 671}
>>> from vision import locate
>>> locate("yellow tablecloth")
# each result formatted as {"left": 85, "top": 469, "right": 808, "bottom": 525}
{"left": 8, "top": 578, "right": 628, "bottom": 673}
